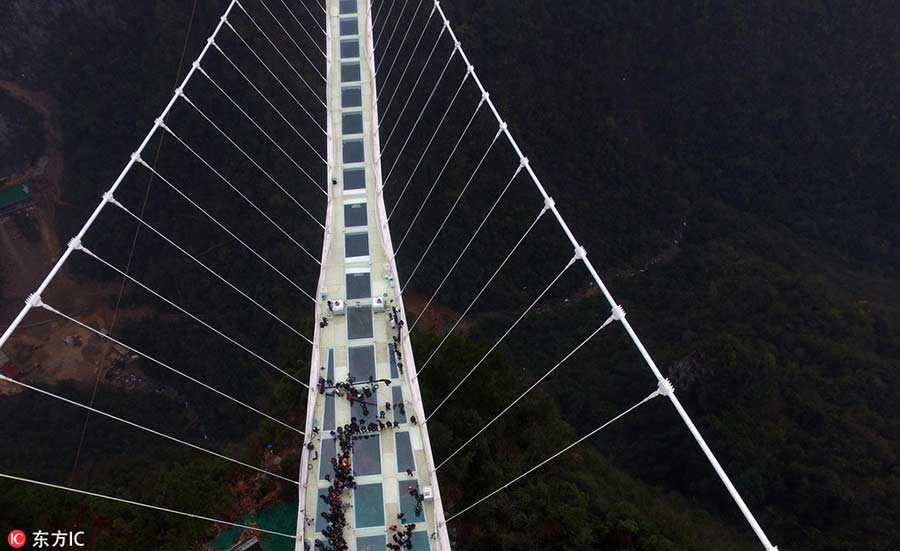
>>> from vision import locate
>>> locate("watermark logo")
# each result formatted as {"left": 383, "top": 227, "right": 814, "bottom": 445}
{"left": 7, "top": 530, "right": 26, "bottom": 549}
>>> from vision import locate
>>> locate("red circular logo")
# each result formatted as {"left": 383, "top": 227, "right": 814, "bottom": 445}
{"left": 7, "top": 530, "right": 26, "bottom": 549}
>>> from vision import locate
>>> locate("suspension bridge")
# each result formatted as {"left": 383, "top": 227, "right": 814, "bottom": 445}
{"left": 0, "top": 1, "right": 779, "bottom": 550}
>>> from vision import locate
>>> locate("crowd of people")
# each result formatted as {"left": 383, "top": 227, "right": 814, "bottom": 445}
{"left": 302, "top": 303, "right": 426, "bottom": 550}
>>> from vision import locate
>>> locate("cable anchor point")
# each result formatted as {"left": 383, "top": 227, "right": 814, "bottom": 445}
{"left": 542, "top": 195, "right": 555, "bottom": 212}
{"left": 67, "top": 237, "right": 83, "bottom": 252}
{"left": 657, "top": 378, "right": 675, "bottom": 397}
{"left": 611, "top": 304, "right": 626, "bottom": 321}
{"left": 574, "top": 245, "right": 588, "bottom": 260}
{"left": 25, "top": 293, "right": 44, "bottom": 310}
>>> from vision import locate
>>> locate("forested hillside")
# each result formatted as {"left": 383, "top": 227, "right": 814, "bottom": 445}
{"left": 0, "top": 1, "right": 897, "bottom": 550}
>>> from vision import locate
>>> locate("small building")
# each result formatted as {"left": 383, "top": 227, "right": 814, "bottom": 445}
{"left": 229, "top": 537, "right": 263, "bottom": 551}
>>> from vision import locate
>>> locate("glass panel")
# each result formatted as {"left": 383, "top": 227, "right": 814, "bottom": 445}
{"left": 340, "top": 19, "right": 359, "bottom": 36}
{"left": 342, "top": 112, "right": 363, "bottom": 134}
{"left": 343, "top": 168, "right": 366, "bottom": 190}
{"left": 342, "top": 86, "right": 362, "bottom": 108}
{"left": 354, "top": 483, "right": 385, "bottom": 528}
{"left": 357, "top": 535, "right": 385, "bottom": 551}
{"left": 345, "top": 232, "right": 369, "bottom": 258}
{"left": 344, "top": 202, "right": 367, "bottom": 227}
{"left": 392, "top": 386, "right": 407, "bottom": 423}
{"left": 346, "top": 272, "right": 372, "bottom": 300}
{"left": 408, "top": 531, "right": 430, "bottom": 551}
{"left": 316, "top": 488, "right": 330, "bottom": 532}
{"left": 388, "top": 343, "right": 398, "bottom": 378}
{"left": 324, "top": 393, "right": 336, "bottom": 431}
{"left": 339, "top": 0, "right": 357, "bottom": 15}
{"left": 347, "top": 306, "right": 374, "bottom": 340}
{"left": 343, "top": 139, "right": 365, "bottom": 163}
{"left": 348, "top": 345, "right": 376, "bottom": 380}
{"left": 395, "top": 432, "right": 415, "bottom": 474}
{"left": 352, "top": 435, "right": 382, "bottom": 475}
{"left": 319, "top": 438, "right": 336, "bottom": 480}
{"left": 340, "top": 40, "right": 360, "bottom": 58}
{"left": 398, "top": 480, "right": 426, "bottom": 522}
{"left": 341, "top": 62, "right": 361, "bottom": 82}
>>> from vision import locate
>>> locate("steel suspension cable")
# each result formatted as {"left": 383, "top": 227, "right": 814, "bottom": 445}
{"left": 136, "top": 160, "right": 320, "bottom": 285}
{"left": 75, "top": 242, "right": 310, "bottom": 379}
{"left": 190, "top": 71, "right": 325, "bottom": 184}
{"left": 0, "top": 373, "right": 298, "bottom": 484}
{"left": 35, "top": 300, "right": 308, "bottom": 425}
{"left": 416, "top": 205, "right": 547, "bottom": 376}
{"left": 380, "top": 36, "right": 453, "bottom": 150}
{"left": 384, "top": 67, "right": 467, "bottom": 203}
{"left": 443, "top": 386, "right": 664, "bottom": 522}
{"left": 0, "top": 473, "right": 298, "bottom": 540}
{"left": 400, "top": 125, "right": 505, "bottom": 290}
{"left": 256, "top": 0, "right": 325, "bottom": 74}
{"left": 374, "top": 0, "right": 395, "bottom": 29}
{"left": 161, "top": 124, "right": 323, "bottom": 253}
{"left": 107, "top": 195, "right": 313, "bottom": 344}
{"left": 278, "top": 0, "right": 325, "bottom": 46}
{"left": 410, "top": 163, "right": 523, "bottom": 330}
{"left": 373, "top": 0, "right": 397, "bottom": 53}
{"left": 391, "top": 96, "right": 484, "bottom": 253}
{"left": 223, "top": 21, "right": 326, "bottom": 123}
{"left": 436, "top": 312, "right": 619, "bottom": 470}
{"left": 213, "top": 42, "right": 325, "bottom": 136}
{"left": 424, "top": 256, "right": 577, "bottom": 421}
{"left": 377, "top": 0, "right": 425, "bottom": 82}
{"left": 380, "top": 13, "right": 442, "bottom": 125}
{"left": 297, "top": 0, "right": 325, "bottom": 32}
{"left": 236, "top": 3, "right": 326, "bottom": 101}
{"left": 375, "top": 0, "right": 410, "bottom": 69}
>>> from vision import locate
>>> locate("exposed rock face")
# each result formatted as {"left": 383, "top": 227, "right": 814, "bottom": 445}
{"left": 0, "top": 0, "right": 123, "bottom": 87}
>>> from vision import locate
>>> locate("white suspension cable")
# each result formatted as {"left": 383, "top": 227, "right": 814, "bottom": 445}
{"left": 377, "top": 0, "right": 425, "bottom": 81}
{"left": 375, "top": 0, "right": 410, "bottom": 70}
{"left": 136, "top": 160, "right": 320, "bottom": 283}
{"left": 384, "top": 67, "right": 467, "bottom": 200}
{"left": 280, "top": 0, "right": 325, "bottom": 39}
{"left": 256, "top": 0, "right": 326, "bottom": 76}
{"left": 0, "top": 372, "right": 298, "bottom": 484}
{"left": 213, "top": 41, "right": 325, "bottom": 136}
{"left": 400, "top": 125, "right": 505, "bottom": 290}
{"left": 0, "top": 472, "right": 298, "bottom": 540}
{"left": 380, "top": 36, "right": 453, "bottom": 150}
{"left": 424, "top": 256, "right": 577, "bottom": 421}
{"left": 380, "top": 12, "right": 442, "bottom": 124}
{"left": 374, "top": 0, "right": 395, "bottom": 30}
{"left": 427, "top": 4, "right": 778, "bottom": 548}
{"left": 34, "top": 300, "right": 308, "bottom": 427}
{"left": 0, "top": 0, "right": 241, "bottom": 351}
{"left": 190, "top": 70, "right": 327, "bottom": 193}
{"left": 436, "top": 312, "right": 618, "bottom": 470}
{"left": 223, "top": 22, "right": 327, "bottom": 124}
{"left": 106, "top": 194, "right": 313, "bottom": 345}
{"left": 161, "top": 124, "right": 323, "bottom": 254}
{"left": 443, "top": 386, "right": 664, "bottom": 523}
{"left": 391, "top": 96, "right": 484, "bottom": 253}
{"left": 236, "top": 2, "right": 327, "bottom": 102}
{"left": 74, "top": 241, "right": 311, "bottom": 381}
{"left": 410, "top": 163, "right": 523, "bottom": 331}
{"left": 416, "top": 205, "right": 547, "bottom": 375}
{"left": 373, "top": 0, "right": 406, "bottom": 51}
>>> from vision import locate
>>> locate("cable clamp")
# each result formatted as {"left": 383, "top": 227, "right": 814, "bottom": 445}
{"left": 466, "top": 63, "right": 474, "bottom": 75}
{"left": 25, "top": 293, "right": 44, "bottom": 309}
{"left": 611, "top": 304, "right": 626, "bottom": 321}
{"left": 103, "top": 191, "right": 121, "bottom": 208}
{"left": 543, "top": 196, "right": 555, "bottom": 212}
{"left": 481, "top": 91, "right": 490, "bottom": 101}
{"left": 498, "top": 122, "right": 507, "bottom": 133}
{"left": 67, "top": 237, "right": 83, "bottom": 251}
{"left": 574, "top": 245, "right": 587, "bottom": 260}
{"left": 657, "top": 378, "right": 675, "bottom": 397}
{"left": 520, "top": 157, "right": 529, "bottom": 168}
{"left": 155, "top": 117, "right": 167, "bottom": 130}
